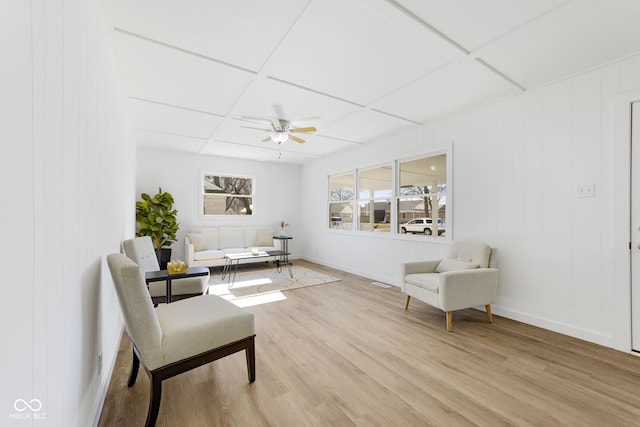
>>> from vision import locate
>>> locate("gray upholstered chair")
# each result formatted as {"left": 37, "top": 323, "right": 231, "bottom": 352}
{"left": 106, "top": 253, "right": 256, "bottom": 427}
{"left": 123, "top": 236, "right": 209, "bottom": 305}
{"left": 402, "top": 240, "right": 498, "bottom": 332}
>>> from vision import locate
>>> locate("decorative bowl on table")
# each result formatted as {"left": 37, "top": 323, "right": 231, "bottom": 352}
{"left": 167, "top": 260, "right": 187, "bottom": 275}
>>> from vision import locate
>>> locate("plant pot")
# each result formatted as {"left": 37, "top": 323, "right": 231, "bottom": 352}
{"left": 155, "top": 248, "right": 172, "bottom": 270}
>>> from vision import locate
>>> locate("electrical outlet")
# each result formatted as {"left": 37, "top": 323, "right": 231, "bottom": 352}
{"left": 98, "top": 352, "right": 103, "bottom": 375}
{"left": 576, "top": 184, "right": 595, "bottom": 198}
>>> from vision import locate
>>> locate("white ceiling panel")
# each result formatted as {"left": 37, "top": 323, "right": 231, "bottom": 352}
{"left": 136, "top": 130, "right": 207, "bottom": 153}
{"left": 263, "top": 0, "right": 452, "bottom": 105}
{"left": 477, "top": 0, "right": 640, "bottom": 88}
{"left": 395, "top": 0, "right": 567, "bottom": 52}
{"left": 228, "top": 78, "right": 360, "bottom": 130}
{"left": 320, "top": 110, "right": 419, "bottom": 144}
{"left": 110, "top": 0, "right": 309, "bottom": 72}
{"left": 276, "top": 134, "right": 358, "bottom": 157}
{"left": 130, "top": 99, "right": 223, "bottom": 139}
{"left": 372, "top": 60, "right": 519, "bottom": 123}
{"left": 107, "top": 0, "right": 640, "bottom": 164}
{"left": 115, "top": 32, "right": 255, "bottom": 114}
{"left": 199, "top": 141, "right": 315, "bottom": 164}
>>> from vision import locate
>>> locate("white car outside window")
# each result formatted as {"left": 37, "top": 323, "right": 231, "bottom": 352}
{"left": 399, "top": 218, "right": 444, "bottom": 236}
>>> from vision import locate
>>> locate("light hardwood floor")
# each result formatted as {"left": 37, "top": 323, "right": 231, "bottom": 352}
{"left": 99, "top": 260, "right": 640, "bottom": 426}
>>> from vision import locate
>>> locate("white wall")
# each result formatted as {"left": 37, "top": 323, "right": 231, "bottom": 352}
{"left": 2, "top": 1, "right": 135, "bottom": 425}
{"left": 136, "top": 148, "right": 302, "bottom": 259}
{"left": 301, "top": 53, "right": 640, "bottom": 352}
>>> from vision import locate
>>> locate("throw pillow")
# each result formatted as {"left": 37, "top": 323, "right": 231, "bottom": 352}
{"left": 435, "top": 258, "right": 480, "bottom": 273}
{"left": 255, "top": 229, "right": 274, "bottom": 247}
{"left": 187, "top": 233, "right": 208, "bottom": 252}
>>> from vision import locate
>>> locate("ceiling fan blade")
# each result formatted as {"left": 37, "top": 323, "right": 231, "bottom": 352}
{"left": 262, "top": 136, "right": 272, "bottom": 142}
{"left": 271, "top": 118, "right": 282, "bottom": 131}
{"left": 289, "top": 135, "right": 305, "bottom": 144}
{"left": 290, "top": 127, "right": 316, "bottom": 133}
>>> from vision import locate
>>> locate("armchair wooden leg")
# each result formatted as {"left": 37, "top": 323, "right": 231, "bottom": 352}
{"left": 404, "top": 295, "right": 411, "bottom": 310}
{"left": 485, "top": 304, "right": 494, "bottom": 323}
{"left": 446, "top": 311, "right": 453, "bottom": 332}
{"left": 246, "top": 337, "right": 256, "bottom": 383}
{"left": 128, "top": 347, "right": 140, "bottom": 387}
{"left": 146, "top": 374, "right": 162, "bottom": 427}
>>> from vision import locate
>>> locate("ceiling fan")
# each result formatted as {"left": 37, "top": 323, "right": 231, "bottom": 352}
{"left": 242, "top": 118, "right": 317, "bottom": 144}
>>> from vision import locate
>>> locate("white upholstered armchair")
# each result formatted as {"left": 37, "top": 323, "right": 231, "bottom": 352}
{"left": 402, "top": 240, "right": 498, "bottom": 332}
{"left": 107, "top": 253, "right": 256, "bottom": 427}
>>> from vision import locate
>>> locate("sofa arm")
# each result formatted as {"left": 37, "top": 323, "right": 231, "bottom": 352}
{"left": 185, "top": 237, "right": 195, "bottom": 267}
{"left": 438, "top": 268, "right": 498, "bottom": 311}
{"left": 402, "top": 260, "right": 440, "bottom": 277}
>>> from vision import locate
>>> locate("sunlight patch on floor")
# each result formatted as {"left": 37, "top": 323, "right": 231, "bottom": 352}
{"left": 225, "top": 290, "right": 287, "bottom": 307}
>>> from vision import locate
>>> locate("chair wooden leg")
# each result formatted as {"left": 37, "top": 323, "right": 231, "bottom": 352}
{"left": 404, "top": 295, "right": 411, "bottom": 310}
{"left": 446, "top": 311, "right": 453, "bottom": 332}
{"left": 145, "top": 374, "right": 162, "bottom": 427}
{"left": 246, "top": 337, "right": 256, "bottom": 383}
{"left": 486, "top": 304, "right": 494, "bottom": 323}
{"left": 128, "top": 347, "right": 140, "bottom": 387}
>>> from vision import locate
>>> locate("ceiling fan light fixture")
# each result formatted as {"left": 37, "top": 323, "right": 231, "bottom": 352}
{"left": 271, "top": 131, "right": 288, "bottom": 143}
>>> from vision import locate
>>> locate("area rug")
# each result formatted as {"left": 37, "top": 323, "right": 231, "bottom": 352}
{"left": 207, "top": 265, "right": 341, "bottom": 305}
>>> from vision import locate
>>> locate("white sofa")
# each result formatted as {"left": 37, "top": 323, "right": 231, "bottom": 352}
{"left": 185, "top": 227, "right": 279, "bottom": 268}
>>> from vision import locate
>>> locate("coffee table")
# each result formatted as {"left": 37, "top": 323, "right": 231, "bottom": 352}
{"left": 222, "top": 250, "right": 292, "bottom": 286}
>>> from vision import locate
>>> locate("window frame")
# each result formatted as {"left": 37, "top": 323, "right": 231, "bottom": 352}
{"left": 328, "top": 171, "right": 355, "bottom": 231}
{"left": 327, "top": 143, "right": 452, "bottom": 240}
{"left": 199, "top": 171, "right": 255, "bottom": 219}
{"left": 356, "top": 164, "right": 393, "bottom": 233}
{"left": 396, "top": 147, "right": 451, "bottom": 239}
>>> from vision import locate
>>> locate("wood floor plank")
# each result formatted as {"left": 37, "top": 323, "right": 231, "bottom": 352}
{"left": 98, "top": 260, "right": 640, "bottom": 426}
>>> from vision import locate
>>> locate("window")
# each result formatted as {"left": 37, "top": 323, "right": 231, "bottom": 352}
{"left": 397, "top": 154, "right": 447, "bottom": 236}
{"left": 328, "top": 173, "right": 354, "bottom": 229}
{"left": 202, "top": 174, "right": 254, "bottom": 216}
{"left": 357, "top": 165, "right": 392, "bottom": 232}
{"left": 327, "top": 147, "right": 450, "bottom": 237}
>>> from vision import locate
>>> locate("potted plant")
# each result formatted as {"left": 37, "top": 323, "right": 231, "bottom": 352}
{"left": 135, "top": 187, "right": 179, "bottom": 269}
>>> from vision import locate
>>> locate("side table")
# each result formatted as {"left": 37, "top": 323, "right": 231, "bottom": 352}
{"left": 273, "top": 235, "right": 292, "bottom": 253}
{"left": 145, "top": 266, "right": 209, "bottom": 303}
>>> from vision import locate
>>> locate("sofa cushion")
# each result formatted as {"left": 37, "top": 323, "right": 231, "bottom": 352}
{"left": 191, "top": 229, "right": 219, "bottom": 250}
{"left": 194, "top": 249, "right": 225, "bottom": 261}
{"left": 435, "top": 258, "right": 480, "bottom": 273}
{"left": 187, "top": 233, "right": 208, "bottom": 252}
{"left": 219, "top": 228, "right": 245, "bottom": 249}
{"left": 255, "top": 229, "right": 274, "bottom": 247}
{"left": 405, "top": 273, "right": 440, "bottom": 293}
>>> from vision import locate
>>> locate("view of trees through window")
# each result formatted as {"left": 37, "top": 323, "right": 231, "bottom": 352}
{"left": 329, "top": 173, "right": 354, "bottom": 229}
{"left": 328, "top": 151, "right": 448, "bottom": 237}
{"left": 203, "top": 174, "right": 253, "bottom": 216}
{"left": 397, "top": 154, "right": 447, "bottom": 236}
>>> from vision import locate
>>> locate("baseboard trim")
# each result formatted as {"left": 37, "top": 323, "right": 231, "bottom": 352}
{"left": 91, "top": 322, "right": 125, "bottom": 427}
{"left": 301, "top": 256, "right": 401, "bottom": 287}
{"left": 491, "top": 305, "right": 615, "bottom": 349}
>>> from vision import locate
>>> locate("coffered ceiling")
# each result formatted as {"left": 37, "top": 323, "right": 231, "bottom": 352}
{"left": 107, "top": 0, "right": 640, "bottom": 164}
